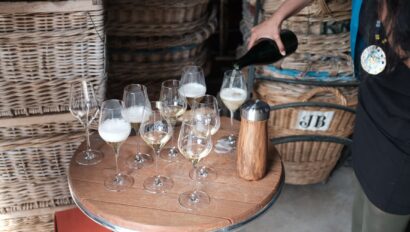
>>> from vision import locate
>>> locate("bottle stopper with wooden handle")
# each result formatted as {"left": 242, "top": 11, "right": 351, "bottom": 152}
{"left": 236, "top": 99, "right": 270, "bottom": 181}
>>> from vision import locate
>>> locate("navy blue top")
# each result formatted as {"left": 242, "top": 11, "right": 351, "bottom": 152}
{"left": 351, "top": 0, "right": 410, "bottom": 214}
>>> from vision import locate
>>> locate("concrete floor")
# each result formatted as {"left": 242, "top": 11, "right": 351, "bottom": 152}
{"left": 242, "top": 167, "right": 355, "bottom": 232}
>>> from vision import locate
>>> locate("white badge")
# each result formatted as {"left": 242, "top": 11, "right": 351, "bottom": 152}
{"left": 360, "top": 45, "right": 386, "bottom": 75}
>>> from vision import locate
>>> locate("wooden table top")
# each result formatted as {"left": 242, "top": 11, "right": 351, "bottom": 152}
{"left": 68, "top": 117, "right": 283, "bottom": 232}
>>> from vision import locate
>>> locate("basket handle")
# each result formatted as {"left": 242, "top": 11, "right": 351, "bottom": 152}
{"left": 298, "top": 87, "right": 347, "bottom": 106}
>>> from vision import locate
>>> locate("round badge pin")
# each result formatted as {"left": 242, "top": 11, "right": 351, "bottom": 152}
{"left": 360, "top": 45, "right": 386, "bottom": 75}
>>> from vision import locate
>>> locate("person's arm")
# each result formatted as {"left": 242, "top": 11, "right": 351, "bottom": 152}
{"left": 248, "top": 0, "right": 313, "bottom": 55}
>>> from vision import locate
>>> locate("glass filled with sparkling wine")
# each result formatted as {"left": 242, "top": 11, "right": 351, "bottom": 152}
{"left": 159, "top": 80, "right": 187, "bottom": 162}
{"left": 219, "top": 69, "right": 247, "bottom": 149}
{"left": 140, "top": 101, "right": 174, "bottom": 193}
{"left": 98, "top": 99, "right": 133, "bottom": 192}
{"left": 122, "top": 84, "right": 153, "bottom": 169}
{"left": 178, "top": 118, "right": 213, "bottom": 210}
{"left": 178, "top": 65, "right": 206, "bottom": 108}
{"left": 69, "top": 80, "right": 104, "bottom": 165}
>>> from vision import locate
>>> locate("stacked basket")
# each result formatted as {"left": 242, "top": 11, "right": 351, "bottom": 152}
{"left": 105, "top": 0, "right": 216, "bottom": 100}
{"left": 0, "top": 1, "right": 106, "bottom": 231}
{"left": 240, "top": 0, "right": 358, "bottom": 185}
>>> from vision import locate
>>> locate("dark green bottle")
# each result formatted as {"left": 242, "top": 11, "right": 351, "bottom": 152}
{"left": 233, "top": 29, "right": 298, "bottom": 70}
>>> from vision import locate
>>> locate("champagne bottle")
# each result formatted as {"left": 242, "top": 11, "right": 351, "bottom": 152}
{"left": 234, "top": 29, "right": 298, "bottom": 69}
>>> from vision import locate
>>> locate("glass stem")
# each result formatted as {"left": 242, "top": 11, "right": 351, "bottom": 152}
{"left": 84, "top": 125, "right": 94, "bottom": 160}
{"left": 136, "top": 129, "right": 141, "bottom": 155}
{"left": 230, "top": 110, "right": 234, "bottom": 137}
{"left": 113, "top": 143, "right": 121, "bottom": 176}
{"left": 154, "top": 149, "right": 160, "bottom": 177}
{"left": 192, "top": 160, "right": 199, "bottom": 192}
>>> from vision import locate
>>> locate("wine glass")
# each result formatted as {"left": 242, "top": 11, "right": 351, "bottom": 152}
{"left": 122, "top": 84, "right": 153, "bottom": 169}
{"left": 190, "top": 95, "right": 220, "bottom": 181}
{"left": 219, "top": 69, "right": 247, "bottom": 149}
{"left": 98, "top": 99, "right": 133, "bottom": 192}
{"left": 178, "top": 65, "right": 206, "bottom": 108}
{"left": 178, "top": 118, "right": 213, "bottom": 210}
{"left": 140, "top": 101, "right": 174, "bottom": 193}
{"left": 69, "top": 80, "right": 104, "bottom": 165}
{"left": 159, "top": 80, "right": 187, "bottom": 162}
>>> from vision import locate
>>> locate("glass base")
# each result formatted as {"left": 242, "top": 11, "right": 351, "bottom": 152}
{"left": 143, "top": 175, "right": 174, "bottom": 194}
{"left": 159, "top": 147, "right": 183, "bottom": 162}
{"left": 126, "top": 153, "right": 153, "bottom": 169}
{"left": 189, "top": 166, "right": 217, "bottom": 181}
{"left": 75, "top": 150, "right": 104, "bottom": 165}
{"left": 104, "top": 173, "right": 134, "bottom": 192}
{"left": 179, "top": 190, "right": 210, "bottom": 210}
{"left": 218, "top": 135, "right": 237, "bottom": 150}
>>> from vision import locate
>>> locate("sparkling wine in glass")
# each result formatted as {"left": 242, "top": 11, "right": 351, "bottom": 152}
{"left": 178, "top": 66, "right": 206, "bottom": 108}
{"left": 69, "top": 80, "right": 104, "bottom": 165}
{"left": 219, "top": 70, "right": 247, "bottom": 149}
{"left": 190, "top": 95, "right": 220, "bottom": 181}
{"left": 159, "top": 79, "right": 187, "bottom": 162}
{"left": 122, "top": 84, "right": 153, "bottom": 169}
{"left": 98, "top": 99, "right": 133, "bottom": 192}
{"left": 178, "top": 119, "right": 213, "bottom": 210}
{"left": 140, "top": 101, "right": 174, "bottom": 194}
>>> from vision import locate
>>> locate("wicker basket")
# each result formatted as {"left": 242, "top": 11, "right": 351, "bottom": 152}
{"left": 0, "top": 206, "right": 73, "bottom": 232}
{"left": 0, "top": 0, "right": 106, "bottom": 118}
{"left": 0, "top": 113, "right": 87, "bottom": 230}
{"left": 106, "top": 0, "right": 211, "bottom": 37}
{"left": 271, "top": 135, "right": 351, "bottom": 184}
{"left": 267, "top": 87, "right": 356, "bottom": 138}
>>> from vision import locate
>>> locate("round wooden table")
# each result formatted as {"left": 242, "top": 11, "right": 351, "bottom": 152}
{"left": 68, "top": 118, "right": 284, "bottom": 232}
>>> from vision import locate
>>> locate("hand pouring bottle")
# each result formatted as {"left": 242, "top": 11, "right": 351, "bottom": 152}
{"left": 236, "top": 99, "right": 270, "bottom": 181}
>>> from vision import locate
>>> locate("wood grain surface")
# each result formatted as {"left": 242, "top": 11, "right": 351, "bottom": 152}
{"left": 237, "top": 120, "right": 268, "bottom": 181}
{"left": 68, "top": 117, "right": 282, "bottom": 232}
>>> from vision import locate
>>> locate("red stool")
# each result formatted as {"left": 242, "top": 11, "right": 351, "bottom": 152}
{"left": 55, "top": 207, "right": 111, "bottom": 232}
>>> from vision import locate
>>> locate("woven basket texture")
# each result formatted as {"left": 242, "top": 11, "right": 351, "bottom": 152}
{"left": 1, "top": 214, "right": 54, "bottom": 232}
{"left": 275, "top": 139, "right": 345, "bottom": 184}
{"left": 254, "top": 81, "right": 358, "bottom": 107}
{"left": 0, "top": 4, "right": 106, "bottom": 118}
{"left": 106, "top": 0, "right": 210, "bottom": 37}
{"left": 0, "top": 133, "right": 82, "bottom": 214}
{"left": 0, "top": 206, "right": 72, "bottom": 232}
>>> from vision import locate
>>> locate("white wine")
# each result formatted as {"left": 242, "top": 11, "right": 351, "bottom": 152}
{"left": 178, "top": 136, "right": 212, "bottom": 164}
{"left": 141, "top": 130, "right": 171, "bottom": 152}
{"left": 178, "top": 83, "right": 206, "bottom": 106}
{"left": 162, "top": 105, "right": 186, "bottom": 125}
{"left": 220, "top": 87, "right": 247, "bottom": 112}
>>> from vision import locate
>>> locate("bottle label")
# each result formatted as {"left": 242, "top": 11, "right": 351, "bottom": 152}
{"left": 295, "top": 111, "right": 334, "bottom": 131}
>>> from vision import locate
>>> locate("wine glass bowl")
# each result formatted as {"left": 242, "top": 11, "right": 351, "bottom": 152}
{"left": 178, "top": 65, "right": 206, "bottom": 108}
{"left": 69, "top": 80, "right": 103, "bottom": 165}
{"left": 122, "top": 84, "right": 153, "bottom": 169}
{"left": 98, "top": 99, "right": 133, "bottom": 192}
{"left": 140, "top": 101, "right": 174, "bottom": 194}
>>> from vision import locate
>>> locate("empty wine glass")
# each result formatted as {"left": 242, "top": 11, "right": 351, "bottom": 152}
{"left": 178, "top": 66, "right": 206, "bottom": 109}
{"left": 190, "top": 95, "right": 220, "bottom": 181}
{"left": 98, "top": 99, "right": 133, "bottom": 192}
{"left": 178, "top": 118, "right": 213, "bottom": 210}
{"left": 219, "top": 70, "right": 247, "bottom": 149}
{"left": 69, "top": 80, "right": 104, "bottom": 165}
{"left": 159, "top": 80, "right": 187, "bottom": 162}
{"left": 140, "top": 101, "right": 174, "bottom": 193}
{"left": 122, "top": 84, "right": 153, "bottom": 169}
